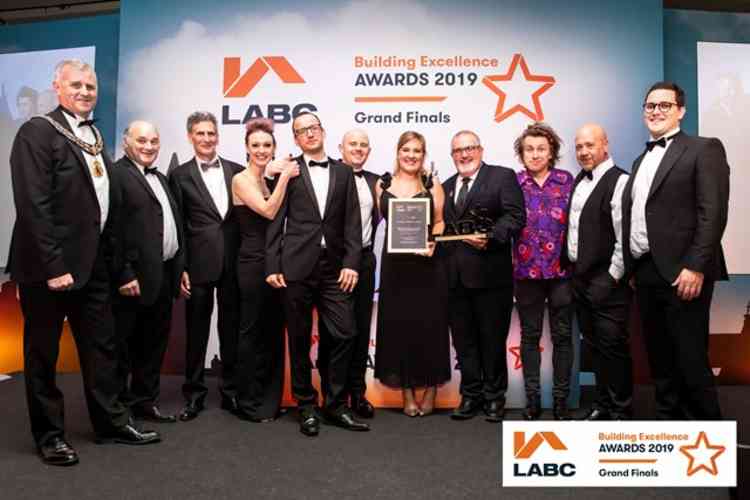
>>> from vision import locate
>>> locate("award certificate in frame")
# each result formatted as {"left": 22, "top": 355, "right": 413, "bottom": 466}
{"left": 387, "top": 198, "right": 430, "bottom": 253}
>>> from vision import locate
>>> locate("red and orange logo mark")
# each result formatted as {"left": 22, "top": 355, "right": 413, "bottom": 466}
{"left": 679, "top": 432, "right": 726, "bottom": 476}
{"left": 223, "top": 57, "right": 305, "bottom": 98}
{"left": 482, "top": 54, "right": 555, "bottom": 123}
{"left": 514, "top": 431, "right": 567, "bottom": 459}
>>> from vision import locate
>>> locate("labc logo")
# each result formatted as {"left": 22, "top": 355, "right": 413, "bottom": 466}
{"left": 512, "top": 431, "right": 575, "bottom": 477}
{"left": 223, "top": 57, "right": 305, "bottom": 97}
{"left": 514, "top": 431, "right": 567, "bottom": 459}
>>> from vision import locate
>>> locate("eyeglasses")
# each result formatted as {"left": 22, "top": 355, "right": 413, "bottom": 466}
{"left": 451, "top": 145, "right": 482, "bottom": 156}
{"left": 643, "top": 101, "right": 678, "bottom": 113}
{"left": 293, "top": 124, "right": 322, "bottom": 137}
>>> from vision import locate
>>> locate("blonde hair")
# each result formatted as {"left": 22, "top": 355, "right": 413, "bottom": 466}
{"left": 394, "top": 131, "right": 428, "bottom": 192}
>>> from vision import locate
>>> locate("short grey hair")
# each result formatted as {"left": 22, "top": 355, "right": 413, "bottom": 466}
{"left": 122, "top": 120, "right": 159, "bottom": 147}
{"left": 186, "top": 111, "right": 217, "bottom": 133}
{"left": 451, "top": 130, "right": 481, "bottom": 146}
{"left": 53, "top": 59, "right": 95, "bottom": 83}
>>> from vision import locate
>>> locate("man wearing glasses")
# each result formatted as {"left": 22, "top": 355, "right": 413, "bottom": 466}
{"left": 622, "top": 81, "right": 730, "bottom": 420}
{"left": 442, "top": 130, "right": 525, "bottom": 422}
{"left": 266, "top": 112, "right": 368, "bottom": 436}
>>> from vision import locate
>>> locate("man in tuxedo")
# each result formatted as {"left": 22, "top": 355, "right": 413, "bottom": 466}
{"left": 442, "top": 130, "right": 525, "bottom": 422}
{"left": 168, "top": 112, "right": 243, "bottom": 421}
{"left": 266, "top": 112, "right": 368, "bottom": 436}
{"left": 111, "top": 120, "right": 184, "bottom": 423}
{"left": 622, "top": 81, "right": 730, "bottom": 420}
{"left": 8, "top": 60, "right": 160, "bottom": 466}
{"left": 564, "top": 124, "right": 632, "bottom": 420}
{"left": 318, "top": 129, "right": 379, "bottom": 419}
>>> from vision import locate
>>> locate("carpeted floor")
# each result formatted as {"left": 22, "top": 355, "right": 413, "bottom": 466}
{"left": 0, "top": 374, "right": 746, "bottom": 500}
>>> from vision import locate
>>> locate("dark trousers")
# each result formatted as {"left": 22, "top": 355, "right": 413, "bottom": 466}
{"left": 572, "top": 271, "right": 633, "bottom": 418}
{"left": 318, "top": 247, "right": 375, "bottom": 399}
{"left": 113, "top": 261, "right": 174, "bottom": 410}
{"left": 283, "top": 251, "right": 356, "bottom": 411}
{"left": 448, "top": 283, "right": 513, "bottom": 402}
{"left": 19, "top": 253, "right": 129, "bottom": 446}
{"left": 182, "top": 267, "right": 239, "bottom": 406}
{"left": 515, "top": 278, "right": 574, "bottom": 403}
{"left": 634, "top": 255, "right": 722, "bottom": 420}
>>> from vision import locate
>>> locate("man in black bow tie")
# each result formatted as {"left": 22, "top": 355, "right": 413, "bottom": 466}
{"left": 266, "top": 112, "right": 368, "bottom": 435}
{"left": 168, "top": 112, "right": 243, "bottom": 421}
{"left": 8, "top": 60, "right": 160, "bottom": 466}
{"left": 622, "top": 81, "right": 730, "bottom": 420}
{"left": 111, "top": 121, "right": 185, "bottom": 424}
{"left": 563, "top": 124, "right": 631, "bottom": 421}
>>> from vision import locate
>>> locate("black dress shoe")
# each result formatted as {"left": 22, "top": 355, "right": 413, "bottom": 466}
{"left": 323, "top": 408, "right": 370, "bottom": 432}
{"left": 450, "top": 397, "right": 483, "bottom": 420}
{"left": 580, "top": 408, "right": 611, "bottom": 421}
{"left": 484, "top": 400, "right": 506, "bottom": 423}
{"left": 133, "top": 405, "right": 177, "bottom": 424}
{"left": 299, "top": 407, "right": 320, "bottom": 437}
{"left": 178, "top": 402, "right": 204, "bottom": 422}
{"left": 96, "top": 421, "right": 161, "bottom": 445}
{"left": 523, "top": 405, "right": 542, "bottom": 420}
{"left": 220, "top": 395, "right": 239, "bottom": 414}
{"left": 38, "top": 437, "right": 79, "bottom": 466}
{"left": 553, "top": 403, "right": 571, "bottom": 421}
{"left": 350, "top": 395, "right": 375, "bottom": 419}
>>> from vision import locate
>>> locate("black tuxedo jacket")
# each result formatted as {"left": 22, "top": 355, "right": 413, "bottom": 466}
{"left": 266, "top": 155, "right": 362, "bottom": 281}
{"left": 7, "top": 106, "right": 116, "bottom": 287}
{"left": 110, "top": 156, "right": 185, "bottom": 305}
{"left": 168, "top": 156, "right": 243, "bottom": 285}
{"left": 622, "top": 131, "right": 730, "bottom": 282}
{"left": 358, "top": 169, "right": 381, "bottom": 248}
{"left": 442, "top": 163, "right": 526, "bottom": 289}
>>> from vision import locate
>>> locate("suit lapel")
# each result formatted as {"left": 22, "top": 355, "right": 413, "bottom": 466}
{"left": 444, "top": 175, "right": 457, "bottom": 221}
{"left": 323, "top": 157, "right": 337, "bottom": 219}
{"left": 220, "top": 157, "right": 234, "bottom": 218}
{"left": 457, "top": 162, "right": 486, "bottom": 218}
{"left": 297, "top": 156, "right": 323, "bottom": 220}
{"left": 124, "top": 157, "right": 160, "bottom": 204}
{"left": 648, "top": 133, "right": 687, "bottom": 200}
{"left": 189, "top": 159, "right": 222, "bottom": 220}
{"left": 364, "top": 171, "right": 380, "bottom": 225}
{"left": 50, "top": 108, "right": 98, "bottom": 203}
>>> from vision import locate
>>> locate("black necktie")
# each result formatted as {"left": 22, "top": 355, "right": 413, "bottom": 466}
{"left": 309, "top": 160, "right": 328, "bottom": 169}
{"left": 582, "top": 170, "right": 593, "bottom": 181}
{"left": 456, "top": 177, "right": 471, "bottom": 212}
{"left": 645, "top": 137, "right": 667, "bottom": 152}
{"left": 144, "top": 166, "right": 158, "bottom": 176}
{"left": 353, "top": 170, "right": 364, "bottom": 178}
{"left": 201, "top": 160, "right": 219, "bottom": 172}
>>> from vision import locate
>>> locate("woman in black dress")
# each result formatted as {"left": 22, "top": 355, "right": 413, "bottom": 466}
{"left": 374, "top": 131, "right": 451, "bottom": 416}
{"left": 231, "top": 118, "right": 298, "bottom": 421}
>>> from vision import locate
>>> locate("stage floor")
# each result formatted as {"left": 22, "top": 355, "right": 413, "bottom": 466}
{"left": 0, "top": 374, "right": 746, "bottom": 500}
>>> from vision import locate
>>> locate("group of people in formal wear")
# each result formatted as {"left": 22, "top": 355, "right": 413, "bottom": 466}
{"left": 7, "top": 59, "right": 730, "bottom": 467}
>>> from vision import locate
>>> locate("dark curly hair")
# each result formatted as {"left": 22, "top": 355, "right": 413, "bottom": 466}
{"left": 513, "top": 122, "right": 562, "bottom": 169}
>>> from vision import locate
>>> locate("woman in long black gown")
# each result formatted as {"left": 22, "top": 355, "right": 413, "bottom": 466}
{"left": 374, "top": 131, "right": 451, "bottom": 416}
{"left": 231, "top": 118, "right": 298, "bottom": 422}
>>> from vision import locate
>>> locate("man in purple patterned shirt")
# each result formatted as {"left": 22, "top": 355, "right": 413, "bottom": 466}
{"left": 513, "top": 122, "right": 575, "bottom": 420}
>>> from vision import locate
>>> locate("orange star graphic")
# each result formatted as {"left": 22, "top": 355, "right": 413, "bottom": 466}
{"left": 507, "top": 344, "right": 544, "bottom": 370}
{"left": 679, "top": 431, "right": 726, "bottom": 476}
{"left": 482, "top": 54, "right": 555, "bottom": 123}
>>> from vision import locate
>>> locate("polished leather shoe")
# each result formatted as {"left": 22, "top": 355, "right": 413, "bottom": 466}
{"left": 299, "top": 407, "right": 320, "bottom": 437}
{"left": 553, "top": 399, "right": 571, "bottom": 420}
{"left": 581, "top": 407, "right": 611, "bottom": 421}
{"left": 323, "top": 408, "right": 370, "bottom": 432}
{"left": 523, "top": 405, "right": 542, "bottom": 420}
{"left": 133, "top": 405, "right": 177, "bottom": 423}
{"left": 220, "top": 395, "right": 239, "bottom": 414}
{"left": 96, "top": 421, "right": 161, "bottom": 445}
{"left": 484, "top": 400, "right": 505, "bottom": 423}
{"left": 450, "top": 397, "right": 483, "bottom": 420}
{"left": 38, "top": 437, "right": 79, "bottom": 466}
{"left": 178, "top": 402, "right": 204, "bottom": 422}
{"left": 350, "top": 395, "right": 375, "bottom": 419}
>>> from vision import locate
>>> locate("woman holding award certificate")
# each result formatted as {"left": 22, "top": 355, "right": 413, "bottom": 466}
{"left": 374, "top": 131, "right": 451, "bottom": 417}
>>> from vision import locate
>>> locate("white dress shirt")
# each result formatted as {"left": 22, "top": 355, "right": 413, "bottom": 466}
{"left": 304, "top": 155, "right": 331, "bottom": 246}
{"left": 62, "top": 111, "right": 109, "bottom": 231}
{"left": 134, "top": 160, "right": 180, "bottom": 261}
{"left": 629, "top": 128, "right": 680, "bottom": 259}
{"left": 566, "top": 157, "right": 628, "bottom": 280}
{"left": 454, "top": 171, "right": 478, "bottom": 204}
{"left": 354, "top": 169, "right": 374, "bottom": 247}
{"left": 196, "top": 155, "right": 228, "bottom": 219}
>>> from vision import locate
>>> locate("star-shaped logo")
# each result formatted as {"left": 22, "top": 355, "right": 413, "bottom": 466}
{"left": 679, "top": 431, "right": 726, "bottom": 476}
{"left": 482, "top": 54, "right": 555, "bottom": 123}
{"left": 507, "top": 344, "right": 544, "bottom": 370}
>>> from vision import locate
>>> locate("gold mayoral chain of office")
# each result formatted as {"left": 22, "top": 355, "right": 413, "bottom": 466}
{"left": 38, "top": 115, "right": 105, "bottom": 177}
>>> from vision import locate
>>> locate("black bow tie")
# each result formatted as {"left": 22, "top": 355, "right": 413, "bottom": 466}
{"left": 309, "top": 160, "right": 328, "bottom": 169}
{"left": 353, "top": 170, "right": 364, "bottom": 178}
{"left": 201, "top": 160, "right": 219, "bottom": 171}
{"left": 645, "top": 137, "right": 667, "bottom": 152}
{"left": 78, "top": 118, "right": 97, "bottom": 128}
{"left": 144, "top": 166, "right": 158, "bottom": 176}
{"left": 582, "top": 170, "right": 593, "bottom": 180}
